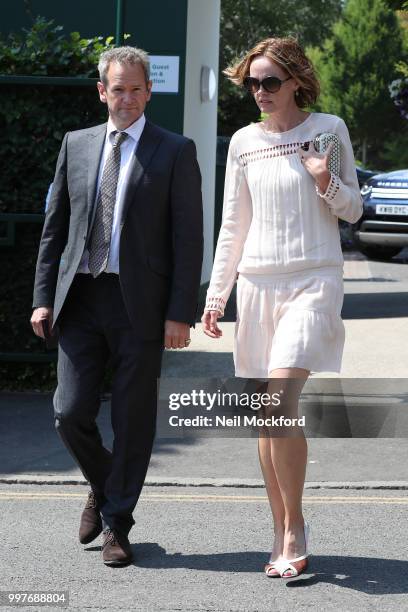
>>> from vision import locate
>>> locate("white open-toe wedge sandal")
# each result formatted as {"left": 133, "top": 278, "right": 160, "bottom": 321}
{"left": 274, "top": 521, "right": 310, "bottom": 578}
{"left": 265, "top": 558, "right": 281, "bottom": 578}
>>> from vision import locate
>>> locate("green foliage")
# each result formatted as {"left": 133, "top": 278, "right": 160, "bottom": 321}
{"left": 395, "top": 60, "right": 408, "bottom": 77}
{"left": 389, "top": 76, "right": 408, "bottom": 119}
{"left": 0, "top": 17, "right": 116, "bottom": 390}
{"left": 378, "top": 124, "right": 408, "bottom": 167}
{"left": 218, "top": 0, "right": 343, "bottom": 135}
{"left": 0, "top": 17, "right": 113, "bottom": 76}
{"left": 385, "top": 1, "right": 408, "bottom": 8}
{"left": 0, "top": 18, "right": 116, "bottom": 214}
{"left": 0, "top": 220, "right": 58, "bottom": 390}
{"left": 309, "top": 0, "right": 405, "bottom": 166}
{"left": 0, "top": 362, "right": 58, "bottom": 392}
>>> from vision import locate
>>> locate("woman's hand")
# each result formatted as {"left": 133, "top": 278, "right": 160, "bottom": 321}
{"left": 297, "top": 140, "right": 334, "bottom": 194}
{"left": 201, "top": 310, "right": 222, "bottom": 338}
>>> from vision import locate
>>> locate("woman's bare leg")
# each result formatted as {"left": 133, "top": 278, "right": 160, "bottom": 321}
{"left": 258, "top": 436, "right": 285, "bottom": 564}
{"left": 260, "top": 367, "right": 309, "bottom": 574}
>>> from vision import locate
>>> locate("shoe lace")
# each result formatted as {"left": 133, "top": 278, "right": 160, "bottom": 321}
{"left": 103, "top": 529, "right": 117, "bottom": 547}
{"left": 85, "top": 491, "right": 97, "bottom": 509}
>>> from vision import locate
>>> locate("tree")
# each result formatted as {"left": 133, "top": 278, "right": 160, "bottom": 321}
{"left": 308, "top": 0, "right": 405, "bottom": 166}
{"left": 218, "top": 0, "right": 343, "bottom": 135}
{"left": 385, "top": 1, "right": 408, "bottom": 9}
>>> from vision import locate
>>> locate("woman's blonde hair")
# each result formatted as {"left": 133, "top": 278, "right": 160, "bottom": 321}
{"left": 224, "top": 37, "right": 320, "bottom": 108}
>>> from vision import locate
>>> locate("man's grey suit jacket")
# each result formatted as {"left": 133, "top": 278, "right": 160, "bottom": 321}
{"left": 33, "top": 120, "right": 204, "bottom": 340}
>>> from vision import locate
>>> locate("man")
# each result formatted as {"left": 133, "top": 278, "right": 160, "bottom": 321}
{"left": 30, "top": 46, "right": 203, "bottom": 566}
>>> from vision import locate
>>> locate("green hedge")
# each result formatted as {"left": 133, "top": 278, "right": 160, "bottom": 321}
{"left": 0, "top": 18, "right": 115, "bottom": 390}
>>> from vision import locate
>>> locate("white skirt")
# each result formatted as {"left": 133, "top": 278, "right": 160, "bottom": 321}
{"left": 234, "top": 267, "right": 345, "bottom": 377}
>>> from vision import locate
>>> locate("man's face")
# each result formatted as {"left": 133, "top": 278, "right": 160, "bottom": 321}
{"left": 97, "top": 61, "right": 152, "bottom": 130}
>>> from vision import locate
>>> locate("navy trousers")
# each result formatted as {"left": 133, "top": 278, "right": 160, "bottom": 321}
{"left": 54, "top": 273, "right": 163, "bottom": 535}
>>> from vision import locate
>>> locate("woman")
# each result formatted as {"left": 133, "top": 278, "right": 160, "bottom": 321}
{"left": 201, "top": 37, "right": 362, "bottom": 578}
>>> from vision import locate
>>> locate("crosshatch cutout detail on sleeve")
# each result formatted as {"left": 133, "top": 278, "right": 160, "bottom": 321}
{"left": 238, "top": 141, "right": 311, "bottom": 167}
{"left": 205, "top": 296, "right": 226, "bottom": 316}
{"left": 316, "top": 172, "right": 341, "bottom": 200}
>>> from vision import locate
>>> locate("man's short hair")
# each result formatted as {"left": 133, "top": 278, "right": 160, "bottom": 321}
{"left": 98, "top": 46, "right": 150, "bottom": 85}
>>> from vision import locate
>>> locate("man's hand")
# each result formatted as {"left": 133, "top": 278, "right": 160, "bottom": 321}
{"left": 201, "top": 310, "right": 222, "bottom": 339}
{"left": 164, "top": 320, "right": 191, "bottom": 349}
{"left": 30, "top": 307, "right": 54, "bottom": 339}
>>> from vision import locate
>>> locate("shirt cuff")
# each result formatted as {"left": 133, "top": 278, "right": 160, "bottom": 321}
{"left": 315, "top": 171, "right": 340, "bottom": 201}
{"left": 205, "top": 296, "right": 226, "bottom": 317}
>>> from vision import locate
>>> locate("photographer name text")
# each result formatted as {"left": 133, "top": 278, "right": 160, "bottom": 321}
{"left": 168, "top": 415, "right": 305, "bottom": 427}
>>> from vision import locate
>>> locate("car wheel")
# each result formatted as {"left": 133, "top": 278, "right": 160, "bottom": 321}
{"left": 358, "top": 245, "right": 402, "bottom": 261}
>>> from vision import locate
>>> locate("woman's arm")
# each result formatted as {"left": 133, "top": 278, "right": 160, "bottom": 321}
{"left": 204, "top": 137, "right": 253, "bottom": 317}
{"left": 315, "top": 117, "right": 364, "bottom": 224}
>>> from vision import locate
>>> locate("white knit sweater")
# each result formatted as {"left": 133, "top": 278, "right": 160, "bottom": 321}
{"left": 205, "top": 112, "right": 363, "bottom": 315}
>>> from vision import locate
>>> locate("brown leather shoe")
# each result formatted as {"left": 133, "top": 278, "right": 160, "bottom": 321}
{"left": 102, "top": 529, "right": 133, "bottom": 566}
{"left": 79, "top": 491, "right": 103, "bottom": 544}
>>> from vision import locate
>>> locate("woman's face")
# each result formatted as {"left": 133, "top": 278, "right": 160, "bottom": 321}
{"left": 248, "top": 55, "right": 299, "bottom": 115}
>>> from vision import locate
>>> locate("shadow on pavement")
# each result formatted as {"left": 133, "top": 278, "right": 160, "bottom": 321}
{"left": 86, "top": 542, "right": 408, "bottom": 595}
{"left": 342, "top": 293, "right": 408, "bottom": 319}
{"left": 0, "top": 394, "right": 202, "bottom": 476}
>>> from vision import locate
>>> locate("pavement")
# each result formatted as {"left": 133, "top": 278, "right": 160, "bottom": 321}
{"left": 1, "top": 484, "right": 408, "bottom": 611}
{"left": 1, "top": 252, "right": 408, "bottom": 611}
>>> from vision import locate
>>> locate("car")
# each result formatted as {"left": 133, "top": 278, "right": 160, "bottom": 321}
{"left": 353, "top": 168, "right": 408, "bottom": 260}
{"left": 356, "top": 165, "right": 377, "bottom": 188}
{"left": 338, "top": 166, "right": 378, "bottom": 250}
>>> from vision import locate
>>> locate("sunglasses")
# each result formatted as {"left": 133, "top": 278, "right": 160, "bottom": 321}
{"left": 243, "top": 75, "right": 292, "bottom": 94}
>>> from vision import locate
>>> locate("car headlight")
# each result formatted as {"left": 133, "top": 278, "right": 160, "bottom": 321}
{"left": 360, "top": 183, "right": 372, "bottom": 197}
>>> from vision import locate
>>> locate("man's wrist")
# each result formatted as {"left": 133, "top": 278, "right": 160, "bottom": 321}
{"left": 165, "top": 319, "right": 189, "bottom": 326}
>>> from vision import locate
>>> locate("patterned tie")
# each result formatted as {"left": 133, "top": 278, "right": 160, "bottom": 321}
{"left": 88, "top": 130, "right": 128, "bottom": 277}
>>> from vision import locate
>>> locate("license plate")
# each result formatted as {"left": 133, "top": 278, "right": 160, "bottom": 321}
{"left": 376, "top": 204, "right": 408, "bottom": 215}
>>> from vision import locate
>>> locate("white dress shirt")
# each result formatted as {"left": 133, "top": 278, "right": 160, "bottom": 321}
{"left": 77, "top": 113, "right": 146, "bottom": 274}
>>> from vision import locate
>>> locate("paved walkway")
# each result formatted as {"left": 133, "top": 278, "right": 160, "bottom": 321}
{"left": 1, "top": 484, "right": 407, "bottom": 611}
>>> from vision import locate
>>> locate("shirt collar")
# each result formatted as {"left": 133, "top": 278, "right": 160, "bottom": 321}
{"left": 106, "top": 113, "right": 146, "bottom": 144}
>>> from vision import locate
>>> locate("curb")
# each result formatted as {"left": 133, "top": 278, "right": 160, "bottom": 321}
{"left": 1, "top": 475, "right": 408, "bottom": 490}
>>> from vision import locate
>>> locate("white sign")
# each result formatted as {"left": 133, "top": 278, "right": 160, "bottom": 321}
{"left": 149, "top": 56, "right": 179, "bottom": 93}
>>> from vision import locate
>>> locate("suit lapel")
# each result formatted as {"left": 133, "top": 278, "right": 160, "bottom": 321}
{"left": 87, "top": 123, "right": 107, "bottom": 227}
{"left": 120, "top": 121, "right": 164, "bottom": 224}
